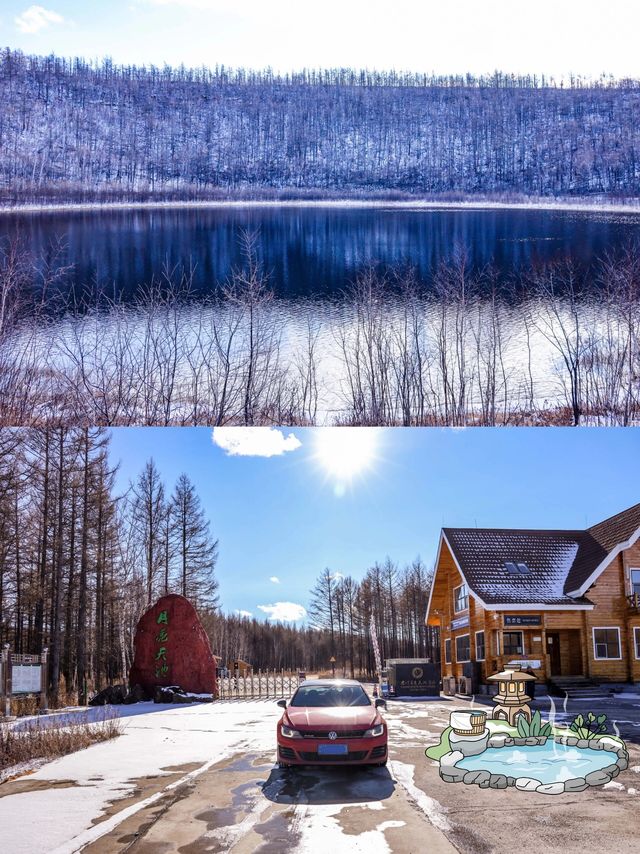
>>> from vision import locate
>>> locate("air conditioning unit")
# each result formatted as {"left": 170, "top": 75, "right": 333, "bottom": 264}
{"left": 442, "top": 676, "right": 457, "bottom": 696}
{"left": 457, "top": 676, "right": 473, "bottom": 696}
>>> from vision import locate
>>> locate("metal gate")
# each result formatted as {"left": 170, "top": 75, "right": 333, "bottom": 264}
{"left": 217, "top": 669, "right": 301, "bottom": 700}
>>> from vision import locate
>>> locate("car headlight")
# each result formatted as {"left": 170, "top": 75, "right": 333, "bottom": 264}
{"left": 364, "top": 723, "right": 384, "bottom": 738}
{"left": 280, "top": 724, "right": 302, "bottom": 738}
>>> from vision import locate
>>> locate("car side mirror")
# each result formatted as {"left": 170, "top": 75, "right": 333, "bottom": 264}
{"left": 276, "top": 699, "right": 287, "bottom": 709}
{"left": 374, "top": 698, "right": 386, "bottom": 708}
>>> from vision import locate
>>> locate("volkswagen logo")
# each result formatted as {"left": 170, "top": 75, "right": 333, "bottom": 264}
{"left": 328, "top": 731, "right": 337, "bottom": 740}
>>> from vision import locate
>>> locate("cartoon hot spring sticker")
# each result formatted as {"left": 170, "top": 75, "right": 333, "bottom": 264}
{"left": 426, "top": 666, "right": 629, "bottom": 795}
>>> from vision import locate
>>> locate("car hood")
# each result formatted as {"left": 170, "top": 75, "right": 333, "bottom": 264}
{"left": 285, "top": 706, "right": 378, "bottom": 729}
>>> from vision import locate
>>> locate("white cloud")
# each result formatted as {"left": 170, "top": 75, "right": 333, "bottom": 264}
{"left": 140, "top": 0, "right": 243, "bottom": 9}
{"left": 235, "top": 609, "right": 252, "bottom": 618}
{"left": 269, "top": 576, "right": 280, "bottom": 584}
{"left": 212, "top": 427, "right": 301, "bottom": 458}
{"left": 258, "top": 602, "right": 307, "bottom": 622}
{"left": 15, "top": 5, "right": 64, "bottom": 34}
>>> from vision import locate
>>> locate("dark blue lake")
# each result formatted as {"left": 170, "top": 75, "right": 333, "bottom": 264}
{"left": 3, "top": 204, "right": 640, "bottom": 299}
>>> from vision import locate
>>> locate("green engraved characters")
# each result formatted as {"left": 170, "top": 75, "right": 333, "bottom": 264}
{"left": 154, "top": 609, "right": 171, "bottom": 679}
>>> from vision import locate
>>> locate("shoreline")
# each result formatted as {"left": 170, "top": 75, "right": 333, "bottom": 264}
{"left": 1, "top": 197, "right": 640, "bottom": 216}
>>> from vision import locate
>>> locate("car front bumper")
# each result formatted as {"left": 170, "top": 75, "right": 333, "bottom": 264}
{"left": 276, "top": 733, "right": 388, "bottom": 765}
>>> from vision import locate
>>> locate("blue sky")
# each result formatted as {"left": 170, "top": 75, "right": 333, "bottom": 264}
{"left": 2, "top": 2, "right": 640, "bottom": 77}
{"left": 107, "top": 427, "right": 640, "bottom": 623}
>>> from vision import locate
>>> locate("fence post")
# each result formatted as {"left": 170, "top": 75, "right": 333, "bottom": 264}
{"left": 40, "top": 647, "right": 49, "bottom": 714}
{"left": 2, "top": 644, "right": 10, "bottom": 718}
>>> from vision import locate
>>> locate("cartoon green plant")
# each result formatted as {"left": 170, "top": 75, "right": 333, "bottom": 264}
{"left": 516, "top": 709, "right": 552, "bottom": 738}
{"left": 425, "top": 726, "right": 452, "bottom": 761}
{"left": 569, "top": 712, "right": 608, "bottom": 740}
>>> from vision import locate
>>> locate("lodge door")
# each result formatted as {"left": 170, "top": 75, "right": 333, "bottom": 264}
{"left": 546, "top": 633, "right": 561, "bottom": 675}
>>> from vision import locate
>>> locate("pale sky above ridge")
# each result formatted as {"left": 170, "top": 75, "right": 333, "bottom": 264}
{"left": 2, "top": 1, "right": 639, "bottom": 78}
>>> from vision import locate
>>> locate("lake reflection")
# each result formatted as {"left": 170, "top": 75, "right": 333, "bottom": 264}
{"left": 1, "top": 205, "right": 639, "bottom": 425}
{"left": 3, "top": 205, "right": 640, "bottom": 299}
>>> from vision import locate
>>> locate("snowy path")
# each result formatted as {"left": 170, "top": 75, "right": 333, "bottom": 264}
{"left": 0, "top": 699, "right": 455, "bottom": 854}
{"left": 4, "top": 695, "right": 638, "bottom": 853}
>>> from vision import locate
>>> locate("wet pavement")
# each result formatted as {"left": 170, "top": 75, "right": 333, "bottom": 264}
{"left": 81, "top": 693, "right": 640, "bottom": 853}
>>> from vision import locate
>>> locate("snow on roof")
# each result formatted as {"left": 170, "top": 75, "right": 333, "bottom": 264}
{"left": 442, "top": 527, "right": 597, "bottom": 606}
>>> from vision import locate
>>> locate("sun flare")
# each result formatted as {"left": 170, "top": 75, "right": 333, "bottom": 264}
{"left": 312, "top": 428, "right": 379, "bottom": 492}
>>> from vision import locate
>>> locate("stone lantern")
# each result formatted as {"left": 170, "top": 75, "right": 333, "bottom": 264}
{"left": 487, "top": 665, "right": 535, "bottom": 726}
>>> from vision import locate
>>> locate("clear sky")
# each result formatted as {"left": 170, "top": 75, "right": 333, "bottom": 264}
{"left": 1, "top": 1, "right": 639, "bottom": 78}
{"left": 107, "top": 427, "right": 640, "bottom": 624}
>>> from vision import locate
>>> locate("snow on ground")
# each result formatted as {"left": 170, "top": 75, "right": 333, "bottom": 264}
{"left": 11, "top": 705, "right": 120, "bottom": 731}
{"left": 0, "top": 698, "right": 456, "bottom": 854}
{"left": 391, "top": 761, "right": 451, "bottom": 832}
{"left": 296, "top": 803, "right": 405, "bottom": 854}
{"left": 0, "top": 700, "right": 280, "bottom": 854}
{"left": 2, "top": 198, "right": 640, "bottom": 216}
{"left": 0, "top": 757, "right": 49, "bottom": 785}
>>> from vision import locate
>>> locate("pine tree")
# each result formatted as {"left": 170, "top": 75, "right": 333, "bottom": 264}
{"left": 169, "top": 473, "right": 219, "bottom": 609}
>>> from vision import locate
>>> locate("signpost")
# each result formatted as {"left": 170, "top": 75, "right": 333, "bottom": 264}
{"left": 1, "top": 645, "right": 48, "bottom": 717}
{"left": 129, "top": 594, "right": 218, "bottom": 697}
{"left": 385, "top": 659, "right": 440, "bottom": 697}
{"left": 504, "top": 615, "right": 541, "bottom": 626}
{"left": 1, "top": 645, "right": 8, "bottom": 718}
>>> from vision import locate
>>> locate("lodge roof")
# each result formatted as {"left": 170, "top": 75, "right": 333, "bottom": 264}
{"left": 441, "top": 501, "right": 640, "bottom": 608}
{"left": 587, "top": 501, "right": 640, "bottom": 553}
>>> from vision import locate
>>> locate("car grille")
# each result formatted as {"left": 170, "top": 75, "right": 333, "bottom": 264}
{"left": 299, "top": 751, "right": 368, "bottom": 762}
{"left": 300, "top": 730, "right": 368, "bottom": 739}
{"left": 279, "top": 746, "right": 296, "bottom": 759}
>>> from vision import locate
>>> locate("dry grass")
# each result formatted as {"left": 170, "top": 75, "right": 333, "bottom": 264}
{"left": 9, "top": 695, "right": 40, "bottom": 717}
{"left": 0, "top": 710, "right": 123, "bottom": 775}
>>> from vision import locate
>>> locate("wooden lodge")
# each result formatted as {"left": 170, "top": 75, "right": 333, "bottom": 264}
{"left": 426, "top": 502, "right": 640, "bottom": 689}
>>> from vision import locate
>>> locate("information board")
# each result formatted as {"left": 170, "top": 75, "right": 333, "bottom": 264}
{"left": 390, "top": 662, "right": 440, "bottom": 697}
{"left": 12, "top": 665, "right": 42, "bottom": 694}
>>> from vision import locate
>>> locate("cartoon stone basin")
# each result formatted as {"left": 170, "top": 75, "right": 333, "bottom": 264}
{"left": 426, "top": 708, "right": 629, "bottom": 795}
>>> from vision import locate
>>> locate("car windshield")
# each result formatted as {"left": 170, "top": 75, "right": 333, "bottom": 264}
{"left": 289, "top": 684, "right": 371, "bottom": 707}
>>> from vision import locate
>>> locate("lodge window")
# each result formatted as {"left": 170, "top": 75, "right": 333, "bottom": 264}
{"left": 630, "top": 569, "right": 640, "bottom": 597}
{"left": 475, "top": 631, "right": 485, "bottom": 661}
{"left": 453, "top": 584, "right": 469, "bottom": 613}
{"left": 635, "top": 628, "right": 640, "bottom": 660}
{"left": 444, "top": 638, "right": 451, "bottom": 664}
{"left": 502, "top": 631, "right": 524, "bottom": 657}
{"left": 455, "top": 634, "right": 470, "bottom": 662}
{"left": 592, "top": 627, "right": 622, "bottom": 660}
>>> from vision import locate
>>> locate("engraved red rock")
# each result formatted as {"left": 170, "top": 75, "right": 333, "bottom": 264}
{"left": 129, "top": 594, "right": 217, "bottom": 696}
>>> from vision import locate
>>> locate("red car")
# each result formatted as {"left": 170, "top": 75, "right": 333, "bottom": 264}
{"left": 276, "top": 678, "right": 388, "bottom": 768}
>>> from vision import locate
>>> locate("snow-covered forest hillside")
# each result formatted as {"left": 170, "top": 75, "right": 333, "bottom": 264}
{"left": 1, "top": 50, "right": 640, "bottom": 204}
